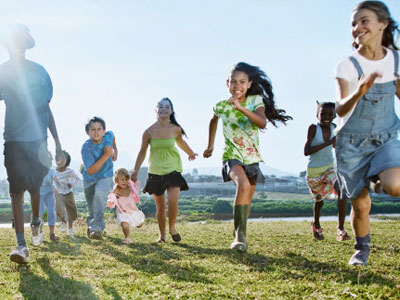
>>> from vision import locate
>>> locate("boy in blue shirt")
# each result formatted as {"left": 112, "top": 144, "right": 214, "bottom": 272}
{"left": 0, "top": 25, "right": 63, "bottom": 264}
{"left": 81, "top": 116, "right": 117, "bottom": 239}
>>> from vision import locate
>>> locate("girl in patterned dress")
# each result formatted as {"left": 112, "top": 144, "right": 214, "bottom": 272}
{"left": 203, "top": 62, "right": 292, "bottom": 252}
{"left": 304, "top": 102, "right": 350, "bottom": 241}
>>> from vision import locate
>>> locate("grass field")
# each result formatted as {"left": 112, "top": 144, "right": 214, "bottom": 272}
{"left": 0, "top": 219, "right": 399, "bottom": 300}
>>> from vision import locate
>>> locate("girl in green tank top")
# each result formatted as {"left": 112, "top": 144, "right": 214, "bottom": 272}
{"left": 131, "top": 98, "right": 197, "bottom": 243}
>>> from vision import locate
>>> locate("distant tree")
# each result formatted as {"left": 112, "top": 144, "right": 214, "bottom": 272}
{"left": 140, "top": 197, "right": 156, "bottom": 215}
{"left": 212, "top": 200, "right": 233, "bottom": 214}
{"left": 192, "top": 168, "right": 199, "bottom": 177}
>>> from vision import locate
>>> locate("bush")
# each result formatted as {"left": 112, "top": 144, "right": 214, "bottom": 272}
{"left": 212, "top": 200, "right": 233, "bottom": 214}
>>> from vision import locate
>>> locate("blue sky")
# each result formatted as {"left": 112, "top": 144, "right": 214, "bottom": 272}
{"left": 0, "top": 0, "right": 399, "bottom": 177}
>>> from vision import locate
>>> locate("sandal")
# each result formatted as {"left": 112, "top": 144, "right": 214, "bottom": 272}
{"left": 122, "top": 238, "right": 132, "bottom": 244}
{"left": 311, "top": 222, "right": 324, "bottom": 240}
{"left": 157, "top": 237, "right": 166, "bottom": 243}
{"left": 170, "top": 233, "right": 181, "bottom": 243}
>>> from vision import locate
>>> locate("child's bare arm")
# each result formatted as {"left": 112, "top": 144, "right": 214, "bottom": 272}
{"left": 176, "top": 129, "right": 197, "bottom": 160}
{"left": 203, "top": 114, "right": 219, "bottom": 158}
{"left": 85, "top": 146, "right": 113, "bottom": 175}
{"left": 131, "top": 131, "right": 151, "bottom": 181}
{"left": 304, "top": 124, "right": 335, "bottom": 156}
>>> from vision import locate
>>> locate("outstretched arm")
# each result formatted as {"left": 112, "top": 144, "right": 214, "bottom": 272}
{"left": 229, "top": 98, "right": 266, "bottom": 129}
{"left": 131, "top": 130, "right": 151, "bottom": 182}
{"left": 335, "top": 73, "right": 381, "bottom": 117}
{"left": 176, "top": 129, "right": 197, "bottom": 160}
{"left": 304, "top": 124, "right": 335, "bottom": 156}
{"left": 203, "top": 114, "right": 219, "bottom": 158}
{"left": 47, "top": 103, "right": 62, "bottom": 162}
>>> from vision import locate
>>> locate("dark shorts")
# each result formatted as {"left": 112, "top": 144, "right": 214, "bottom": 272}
{"left": 4, "top": 139, "right": 51, "bottom": 194}
{"left": 143, "top": 171, "right": 189, "bottom": 196}
{"left": 222, "top": 159, "right": 265, "bottom": 184}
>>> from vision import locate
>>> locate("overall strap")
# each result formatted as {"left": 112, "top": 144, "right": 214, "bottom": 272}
{"left": 349, "top": 56, "right": 363, "bottom": 79}
{"left": 392, "top": 49, "right": 399, "bottom": 78}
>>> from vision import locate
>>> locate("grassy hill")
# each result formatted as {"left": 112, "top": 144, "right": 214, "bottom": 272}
{"left": 0, "top": 219, "right": 399, "bottom": 299}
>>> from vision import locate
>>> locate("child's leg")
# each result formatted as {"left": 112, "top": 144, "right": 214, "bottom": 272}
{"left": 55, "top": 192, "right": 68, "bottom": 224}
{"left": 83, "top": 181, "right": 95, "bottom": 230}
{"left": 121, "top": 222, "right": 130, "bottom": 239}
{"left": 44, "top": 192, "right": 57, "bottom": 236}
{"left": 63, "top": 193, "right": 78, "bottom": 229}
{"left": 379, "top": 167, "right": 400, "bottom": 197}
{"left": 166, "top": 187, "right": 180, "bottom": 235}
{"left": 349, "top": 187, "right": 371, "bottom": 265}
{"left": 152, "top": 193, "right": 166, "bottom": 240}
{"left": 313, "top": 200, "right": 324, "bottom": 228}
{"left": 28, "top": 187, "right": 41, "bottom": 224}
{"left": 92, "top": 177, "right": 113, "bottom": 232}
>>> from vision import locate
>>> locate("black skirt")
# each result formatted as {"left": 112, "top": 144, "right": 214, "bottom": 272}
{"left": 143, "top": 171, "right": 189, "bottom": 196}
{"left": 222, "top": 159, "right": 265, "bottom": 184}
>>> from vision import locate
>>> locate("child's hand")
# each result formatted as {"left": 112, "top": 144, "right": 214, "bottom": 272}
{"left": 203, "top": 147, "right": 213, "bottom": 158}
{"left": 228, "top": 97, "right": 242, "bottom": 110}
{"left": 67, "top": 183, "right": 72, "bottom": 189}
{"left": 106, "top": 201, "right": 114, "bottom": 209}
{"left": 358, "top": 72, "right": 382, "bottom": 96}
{"left": 104, "top": 146, "right": 113, "bottom": 157}
{"left": 188, "top": 153, "right": 198, "bottom": 161}
{"left": 112, "top": 151, "right": 118, "bottom": 161}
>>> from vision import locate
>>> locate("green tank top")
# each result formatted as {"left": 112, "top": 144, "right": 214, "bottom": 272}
{"left": 148, "top": 138, "right": 182, "bottom": 175}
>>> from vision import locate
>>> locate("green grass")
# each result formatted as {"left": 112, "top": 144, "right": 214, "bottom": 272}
{"left": 0, "top": 220, "right": 399, "bottom": 299}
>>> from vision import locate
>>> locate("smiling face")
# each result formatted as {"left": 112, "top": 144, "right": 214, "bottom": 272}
{"left": 87, "top": 121, "right": 105, "bottom": 144}
{"left": 351, "top": 8, "right": 387, "bottom": 48}
{"left": 156, "top": 99, "right": 173, "bottom": 119}
{"left": 227, "top": 71, "right": 252, "bottom": 101}
{"left": 317, "top": 106, "right": 335, "bottom": 127}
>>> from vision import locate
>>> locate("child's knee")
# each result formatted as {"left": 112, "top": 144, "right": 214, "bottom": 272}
{"left": 351, "top": 200, "right": 370, "bottom": 215}
{"left": 382, "top": 181, "right": 400, "bottom": 197}
{"left": 237, "top": 180, "right": 251, "bottom": 194}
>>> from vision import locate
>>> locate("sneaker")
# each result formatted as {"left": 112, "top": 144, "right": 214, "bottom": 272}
{"left": 122, "top": 238, "right": 132, "bottom": 244}
{"left": 349, "top": 246, "right": 370, "bottom": 266}
{"left": 311, "top": 222, "right": 324, "bottom": 240}
{"left": 68, "top": 228, "right": 75, "bottom": 236}
{"left": 10, "top": 246, "right": 30, "bottom": 264}
{"left": 49, "top": 233, "right": 59, "bottom": 241}
{"left": 89, "top": 231, "right": 102, "bottom": 240}
{"left": 60, "top": 222, "right": 67, "bottom": 233}
{"left": 337, "top": 229, "right": 351, "bottom": 241}
{"left": 31, "top": 221, "right": 44, "bottom": 246}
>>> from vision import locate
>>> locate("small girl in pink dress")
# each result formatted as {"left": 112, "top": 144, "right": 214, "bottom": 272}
{"left": 107, "top": 168, "right": 145, "bottom": 244}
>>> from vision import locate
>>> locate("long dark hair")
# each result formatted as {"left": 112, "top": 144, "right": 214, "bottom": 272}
{"left": 159, "top": 97, "right": 187, "bottom": 137}
{"left": 230, "top": 62, "right": 292, "bottom": 127}
{"left": 353, "top": 1, "right": 399, "bottom": 50}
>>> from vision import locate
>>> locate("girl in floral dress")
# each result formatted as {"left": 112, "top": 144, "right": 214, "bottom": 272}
{"left": 203, "top": 62, "right": 292, "bottom": 252}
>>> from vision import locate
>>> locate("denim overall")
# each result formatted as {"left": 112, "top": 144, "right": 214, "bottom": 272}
{"left": 336, "top": 49, "right": 400, "bottom": 199}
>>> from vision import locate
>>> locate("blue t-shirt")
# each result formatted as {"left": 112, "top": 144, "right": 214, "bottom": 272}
{"left": 0, "top": 60, "right": 53, "bottom": 142}
{"left": 81, "top": 131, "right": 114, "bottom": 182}
{"left": 40, "top": 168, "right": 55, "bottom": 195}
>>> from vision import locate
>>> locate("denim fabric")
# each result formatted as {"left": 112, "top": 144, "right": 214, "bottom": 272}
{"left": 336, "top": 50, "right": 400, "bottom": 199}
{"left": 39, "top": 191, "right": 56, "bottom": 226}
{"left": 84, "top": 177, "right": 113, "bottom": 232}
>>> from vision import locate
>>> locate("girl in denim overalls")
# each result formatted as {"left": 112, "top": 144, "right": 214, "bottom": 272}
{"left": 335, "top": 1, "right": 400, "bottom": 266}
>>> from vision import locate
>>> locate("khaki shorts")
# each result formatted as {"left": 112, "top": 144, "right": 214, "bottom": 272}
{"left": 55, "top": 192, "right": 77, "bottom": 222}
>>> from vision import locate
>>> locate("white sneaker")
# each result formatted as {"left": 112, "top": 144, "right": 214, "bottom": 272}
{"left": 68, "top": 228, "right": 75, "bottom": 236}
{"left": 31, "top": 221, "right": 44, "bottom": 246}
{"left": 60, "top": 222, "right": 67, "bottom": 233}
{"left": 10, "top": 246, "right": 30, "bottom": 264}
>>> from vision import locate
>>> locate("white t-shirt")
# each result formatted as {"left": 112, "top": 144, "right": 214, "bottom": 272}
{"left": 334, "top": 48, "right": 400, "bottom": 132}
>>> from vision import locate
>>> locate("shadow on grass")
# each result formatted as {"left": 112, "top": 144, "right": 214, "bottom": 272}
{"left": 19, "top": 256, "right": 99, "bottom": 300}
{"left": 39, "top": 236, "right": 90, "bottom": 257}
{"left": 101, "top": 235, "right": 212, "bottom": 283}
{"left": 174, "top": 243, "right": 398, "bottom": 287}
{"left": 103, "top": 285, "right": 123, "bottom": 300}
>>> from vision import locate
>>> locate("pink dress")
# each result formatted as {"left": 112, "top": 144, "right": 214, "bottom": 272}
{"left": 107, "top": 180, "right": 145, "bottom": 227}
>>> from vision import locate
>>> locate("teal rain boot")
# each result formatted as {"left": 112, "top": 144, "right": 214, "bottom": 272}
{"left": 230, "top": 204, "right": 248, "bottom": 252}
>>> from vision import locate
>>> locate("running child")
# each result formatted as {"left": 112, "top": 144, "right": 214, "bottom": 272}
{"left": 203, "top": 62, "right": 292, "bottom": 252}
{"left": 131, "top": 97, "right": 197, "bottom": 243}
{"left": 304, "top": 101, "right": 350, "bottom": 241}
{"left": 335, "top": 0, "right": 400, "bottom": 266}
{"left": 54, "top": 150, "right": 80, "bottom": 236}
{"left": 81, "top": 116, "right": 117, "bottom": 240}
{"left": 107, "top": 168, "right": 145, "bottom": 244}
